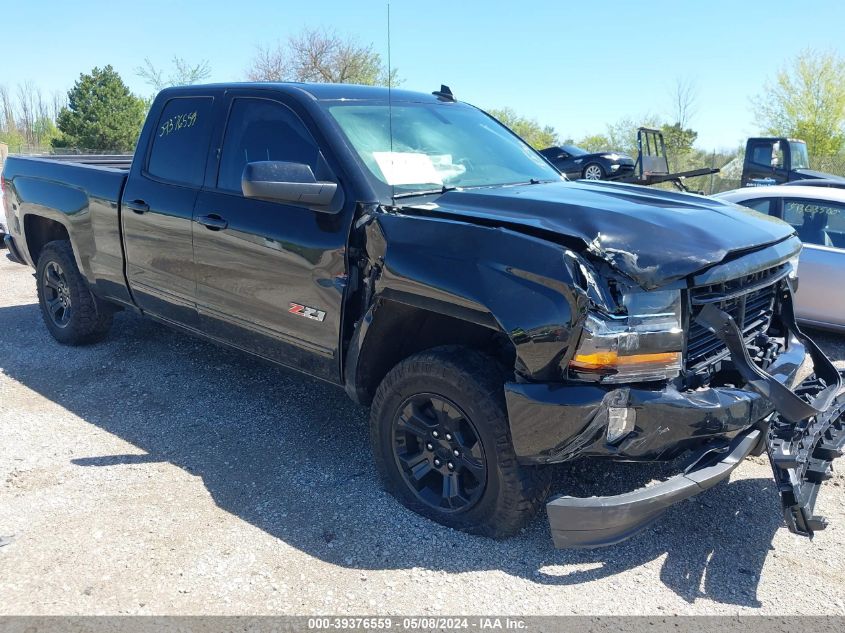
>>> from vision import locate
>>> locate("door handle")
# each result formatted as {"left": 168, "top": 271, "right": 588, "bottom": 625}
{"left": 196, "top": 214, "right": 228, "bottom": 231}
{"left": 125, "top": 199, "right": 149, "bottom": 214}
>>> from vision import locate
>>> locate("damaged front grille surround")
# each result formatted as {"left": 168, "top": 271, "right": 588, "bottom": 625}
{"left": 684, "top": 262, "right": 790, "bottom": 374}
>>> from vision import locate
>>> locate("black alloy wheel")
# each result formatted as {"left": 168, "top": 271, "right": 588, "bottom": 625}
{"left": 392, "top": 393, "right": 487, "bottom": 513}
{"left": 35, "top": 240, "right": 114, "bottom": 345}
{"left": 42, "top": 260, "right": 73, "bottom": 328}
{"left": 370, "top": 346, "right": 551, "bottom": 538}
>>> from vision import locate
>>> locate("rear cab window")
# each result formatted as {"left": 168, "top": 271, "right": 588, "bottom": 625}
{"left": 146, "top": 96, "right": 215, "bottom": 186}
{"left": 748, "top": 141, "right": 784, "bottom": 168}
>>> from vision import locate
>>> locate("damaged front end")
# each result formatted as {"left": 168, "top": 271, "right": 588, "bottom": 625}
{"left": 696, "top": 287, "right": 845, "bottom": 537}
{"left": 513, "top": 237, "right": 845, "bottom": 548}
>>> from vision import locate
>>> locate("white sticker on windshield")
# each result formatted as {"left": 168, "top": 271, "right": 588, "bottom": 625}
{"left": 430, "top": 154, "right": 466, "bottom": 181}
{"left": 373, "top": 152, "right": 443, "bottom": 186}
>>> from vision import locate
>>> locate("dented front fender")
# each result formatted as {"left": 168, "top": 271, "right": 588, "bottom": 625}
{"left": 359, "top": 211, "right": 590, "bottom": 381}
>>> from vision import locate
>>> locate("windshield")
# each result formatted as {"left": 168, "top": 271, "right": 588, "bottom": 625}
{"left": 789, "top": 142, "right": 810, "bottom": 170}
{"left": 562, "top": 144, "right": 588, "bottom": 156}
{"left": 325, "top": 102, "right": 561, "bottom": 194}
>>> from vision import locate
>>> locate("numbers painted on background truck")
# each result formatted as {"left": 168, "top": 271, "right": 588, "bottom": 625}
{"left": 159, "top": 111, "right": 199, "bottom": 137}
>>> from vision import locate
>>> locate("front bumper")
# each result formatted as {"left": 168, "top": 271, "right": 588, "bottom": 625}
{"left": 505, "top": 381, "right": 776, "bottom": 464}
{"left": 606, "top": 163, "right": 635, "bottom": 179}
{"left": 509, "top": 287, "right": 845, "bottom": 548}
{"left": 548, "top": 427, "right": 764, "bottom": 548}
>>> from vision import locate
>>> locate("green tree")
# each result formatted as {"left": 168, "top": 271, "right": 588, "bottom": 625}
{"left": 660, "top": 122, "right": 698, "bottom": 157}
{"left": 487, "top": 107, "right": 559, "bottom": 149}
{"left": 577, "top": 133, "right": 612, "bottom": 152}
{"left": 32, "top": 116, "right": 61, "bottom": 147}
{"left": 605, "top": 115, "right": 660, "bottom": 155}
{"left": 0, "top": 127, "right": 26, "bottom": 152}
{"left": 54, "top": 66, "right": 145, "bottom": 151}
{"left": 136, "top": 56, "right": 211, "bottom": 93}
{"left": 247, "top": 27, "right": 399, "bottom": 86}
{"left": 753, "top": 49, "right": 845, "bottom": 158}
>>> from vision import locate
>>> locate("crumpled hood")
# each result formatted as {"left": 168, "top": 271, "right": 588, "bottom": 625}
{"left": 408, "top": 180, "right": 796, "bottom": 289}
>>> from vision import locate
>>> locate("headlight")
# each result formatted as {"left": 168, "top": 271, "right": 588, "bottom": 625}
{"left": 569, "top": 290, "right": 683, "bottom": 383}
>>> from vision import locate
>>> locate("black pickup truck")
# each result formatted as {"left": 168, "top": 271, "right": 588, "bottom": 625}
{"left": 3, "top": 83, "right": 844, "bottom": 548}
{"left": 742, "top": 137, "right": 845, "bottom": 187}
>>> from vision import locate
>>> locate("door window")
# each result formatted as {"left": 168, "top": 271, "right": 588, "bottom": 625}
{"left": 740, "top": 197, "right": 774, "bottom": 215}
{"left": 783, "top": 198, "right": 845, "bottom": 248}
{"left": 217, "top": 98, "right": 320, "bottom": 193}
{"left": 146, "top": 97, "right": 214, "bottom": 186}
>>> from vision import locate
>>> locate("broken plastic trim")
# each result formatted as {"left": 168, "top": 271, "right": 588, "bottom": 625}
{"left": 694, "top": 299, "right": 840, "bottom": 424}
{"left": 770, "top": 396, "right": 845, "bottom": 536}
{"left": 694, "top": 290, "right": 845, "bottom": 537}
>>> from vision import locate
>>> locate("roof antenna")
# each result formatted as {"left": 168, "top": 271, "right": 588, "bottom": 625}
{"left": 433, "top": 85, "right": 455, "bottom": 101}
{"left": 387, "top": 2, "right": 395, "bottom": 204}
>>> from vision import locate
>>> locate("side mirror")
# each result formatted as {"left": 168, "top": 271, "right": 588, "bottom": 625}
{"left": 241, "top": 161, "right": 338, "bottom": 211}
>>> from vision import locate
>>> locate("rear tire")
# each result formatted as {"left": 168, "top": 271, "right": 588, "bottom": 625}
{"left": 36, "top": 240, "right": 114, "bottom": 345}
{"left": 582, "top": 163, "right": 605, "bottom": 180}
{"left": 370, "top": 346, "right": 550, "bottom": 538}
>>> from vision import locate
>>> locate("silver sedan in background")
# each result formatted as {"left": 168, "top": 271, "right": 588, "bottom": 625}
{"left": 716, "top": 185, "right": 845, "bottom": 331}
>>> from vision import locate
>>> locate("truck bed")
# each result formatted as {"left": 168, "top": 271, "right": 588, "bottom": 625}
{"left": 2, "top": 155, "right": 130, "bottom": 304}
{"left": 22, "top": 154, "right": 133, "bottom": 169}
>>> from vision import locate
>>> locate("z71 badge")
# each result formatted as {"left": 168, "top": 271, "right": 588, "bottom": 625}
{"left": 289, "top": 302, "right": 327, "bottom": 322}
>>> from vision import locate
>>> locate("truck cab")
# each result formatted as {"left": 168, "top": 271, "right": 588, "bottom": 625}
{"left": 741, "top": 137, "right": 845, "bottom": 187}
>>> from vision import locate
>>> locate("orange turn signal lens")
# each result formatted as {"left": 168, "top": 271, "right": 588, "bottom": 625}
{"left": 570, "top": 351, "right": 681, "bottom": 371}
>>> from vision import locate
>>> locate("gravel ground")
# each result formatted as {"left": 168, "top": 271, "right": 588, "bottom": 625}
{"left": 1, "top": 254, "right": 844, "bottom": 616}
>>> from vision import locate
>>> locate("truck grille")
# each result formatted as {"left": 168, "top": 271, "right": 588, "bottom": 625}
{"left": 686, "top": 266, "right": 785, "bottom": 371}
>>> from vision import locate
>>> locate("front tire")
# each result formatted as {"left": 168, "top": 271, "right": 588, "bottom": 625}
{"left": 36, "top": 240, "right": 114, "bottom": 345}
{"left": 582, "top": 163, "right": 605, "bottom": 180}
{"left": 370, "top": 346, "right": 549, "bottom": 538}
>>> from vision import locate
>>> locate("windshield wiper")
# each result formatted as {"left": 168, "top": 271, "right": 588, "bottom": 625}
{"left": 499, "top": 178, "right": 550, "bottom": 186}
{"left": 392, "top": 185, "right": 458, "bottom": 199}
{"left": 392, "top": 179, "right": 550, "bottom": 200}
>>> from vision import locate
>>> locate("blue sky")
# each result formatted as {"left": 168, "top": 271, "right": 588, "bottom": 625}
{"left": 4, "top": 0, "right": 844, "bottom": 150}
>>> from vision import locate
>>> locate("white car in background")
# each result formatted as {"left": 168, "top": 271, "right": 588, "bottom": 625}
{"left": 716, "top": 185, "right": 845, "bottom": 332}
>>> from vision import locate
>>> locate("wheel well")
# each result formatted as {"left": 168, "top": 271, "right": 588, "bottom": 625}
{"left": 24, "top": 215, "right": 70, "bottom": 264}
{"left": 352, "top": 300, "right": 515, "bottom": 405}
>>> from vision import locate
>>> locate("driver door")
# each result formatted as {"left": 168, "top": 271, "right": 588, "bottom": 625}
{"left": 745, "top": 140, "right": 786, "bottom": 185}
{"left": 191, "top": 91, "right": 349, "bottom": 382}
